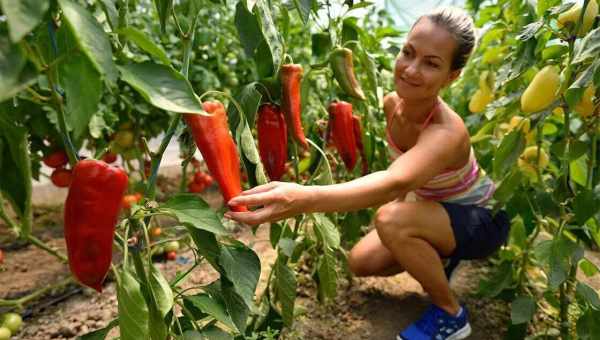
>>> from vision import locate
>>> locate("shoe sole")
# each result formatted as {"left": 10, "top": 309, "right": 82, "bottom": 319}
{"left": 395, "top": 323, "right": 472, "bottom": 340}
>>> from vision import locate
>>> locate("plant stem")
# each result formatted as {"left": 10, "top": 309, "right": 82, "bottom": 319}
{"left": 587, "top": 116, "right": 597, "bottom": 189}
{"left": 0, "top": 276, "right": 75, "bottom": 309}
{"left": 26, "top": 234, "right": 68, "bottom": 263}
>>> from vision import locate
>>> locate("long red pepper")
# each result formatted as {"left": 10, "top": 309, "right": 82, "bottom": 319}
{"left": 64, "top": 160, "right": 128, "bottom": 292}
{"left": 257, "top": 103, "right": 288, "bottom": 181}
{"left": 352, "top": 115, "right": 369, "bottom": 175}
{"left": 328, "top": 101, "right": 358, "bottom": 171}
{"left": 184, "top": 101, "right": 247, "bottom": 212}
{"left": 281, "top": 64, "right": 308, "bottom": 148}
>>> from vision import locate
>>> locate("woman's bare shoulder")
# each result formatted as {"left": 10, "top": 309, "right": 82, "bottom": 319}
{"left": 383, "top": 92, "right": 401, "bottom": 122}
{"left": 425, "top": 102, "right": 471, "bottom": 152}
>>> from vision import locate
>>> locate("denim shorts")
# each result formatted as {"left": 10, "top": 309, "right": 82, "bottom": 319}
{"left": 439, "top": 202, "right": 510, "bottom": 275}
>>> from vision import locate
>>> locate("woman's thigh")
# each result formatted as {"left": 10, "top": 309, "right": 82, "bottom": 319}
{"left": 348, "top": 228, "right": 403, "bottom": 277}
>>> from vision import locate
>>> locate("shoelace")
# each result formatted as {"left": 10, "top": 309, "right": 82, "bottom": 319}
{"left": 415, "top": 306, "right": 445, "bottom": 336}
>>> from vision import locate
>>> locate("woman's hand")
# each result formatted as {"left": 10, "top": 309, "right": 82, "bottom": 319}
{"left": 224, "top": 181, "right": 315, "bottom": 225}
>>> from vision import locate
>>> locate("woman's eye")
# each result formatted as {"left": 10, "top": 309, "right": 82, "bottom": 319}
{"left": 428, "top": 61, "right": 439, "bottom": 68}
{"left": 401, "top": 49, "right": 410, "bottom": 56}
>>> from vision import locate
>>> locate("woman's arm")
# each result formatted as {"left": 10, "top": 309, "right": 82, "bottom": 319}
{"left": 226, "top": 126, "right": 462, "bottom": 225}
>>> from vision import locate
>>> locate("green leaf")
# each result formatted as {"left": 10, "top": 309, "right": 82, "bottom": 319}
{"left": 218, "top": 242, "right": 261, "bottom": 311}
{"left": 477, "top": 261, "right": 513, "bottom": 298}
{"left": 187, "top": 228, "right": 221, "bottom": 269}
{"left": 198, "top": 326, "right": 234, "bottom": 340}
{"left": 149, "top": 264, "right": 174, "bottom": 318}
{"left": 153, "top": 0, "right": 173, "bottom": 34}
{"left": 278, "top": 238, "right": 296, "bottom": 257}
{"left": 117, "top": 270, "right": 150, "bottom": 340}
{"left": 570, "top": 154, "right": 589, "bottom": 187}
{"left": 511, "top": 296, "right": 536, "bottom": 324}
{"left": 227, "top": 83, "right": 262, "bottom": 138}
{"left": 493, "top": 170, "right": 522, "bottom": 204}
{"left": 220, "top": 279, "right": 250, "bottom": 333}
{"left": 78, "top": 319, "right": 118, "bottom": 340}
{"left": 234, "top": 1, "right": 262, "bottom": 57}
{"left": 184, "top": 294, "right": 235, "bottom": 330}
{"left": 239, "top": 123, "right": 260, "bottom": 164}
{"left": 1, "top": 0, "right": 48, "bottom": 42}
{"left": 307, "top": 138, "right": 333, "bottom": 185}
{"left": 573, "top": 27, "right": 600, "bottom": 64}
{"left": 58, "top": 0, "right": 118, "bottom": 85}
{"left": 312, "top": 213, "right": 341, "bottom": 249}
{"left": 318, "top": 248, "right": 337, "bottom": 300}
{"left": 98, "top": 0, "right": 118, "bottom": 30}
{"left": 493, "top": 129, "right": 525, "bottom": 179}
{"left": 574, "top": 187, "right": 600, "bottom": 225}
{"left": 293, "top": 0, "right": 312, "bottom": 23}
{"left": 160, "top": 194, "right": 227, "bottom": 235}
{"left": 116, "top": 28, "right": 170, "bottom": 65}
{"left": 60, "top": 52, "right": 102, "bottom": 140}
{"left": 255, "top": 1, "right": 283, "bottom": 76}
{"left": 341, "top": 17, "right": 359, "bottom": 43}
{"left": 0, "top": 37, "right": 37, "bottom": 102}
{"left": 576, "top": 282, "right": 600, "bottom": 309}
{"left": 0, "top": 113, "right": 32, "bottom": 237}
{"left": 576, "top": 308, "right": 600, "bottom": 339}
{"left": 580, "top": 258, "right": 600, "bottom": 277}
{"left": 275, "top": 258, "right": 296, "bottom": 327}
{"left": 350, "top": 43, "right": 378, "bottom": 103}
{"left": 118, "top": 62, "right": 203, "bottom": 114}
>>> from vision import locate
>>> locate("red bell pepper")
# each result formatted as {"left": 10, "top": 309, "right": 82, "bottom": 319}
{"left": 281, "top": 64, "right": 308, "bottom": 148}
{"left": 328, "top": 101, "right": 357, "bottom": 171}
{"left": 64, "top": 160, "right": 128, "bottom": 292}
{"left": 184, "top": 101, "right": 247, "bottom": 212}
{"left": 257, "top": 103, "right": 288, "bottom": 181}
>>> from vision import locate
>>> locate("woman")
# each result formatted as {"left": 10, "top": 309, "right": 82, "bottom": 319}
{"left": 226, "top": 7, "right": 510, "bottom": 340}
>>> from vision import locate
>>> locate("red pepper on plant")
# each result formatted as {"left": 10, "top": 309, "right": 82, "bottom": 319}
{"left": 281, "top": 64, "right": 308, "bottom": 148}
{"left": 257, "top": 103, "right": 288, "bottom": 181}
{"left": 328, "top": 101, "right": 358, "bottom": 171}
{"left": 101, "top": 152, "right": 117, "bottom": 164}
{"left": 64, "top": 160, "right": 128, "bottom": 292}
{"left": 184, "top": 101, "right": 247, "bottom": 212}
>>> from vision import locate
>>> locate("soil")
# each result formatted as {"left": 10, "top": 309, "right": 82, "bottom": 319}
{"left": 1, "top": 173, "right": 598, "bottom": 340}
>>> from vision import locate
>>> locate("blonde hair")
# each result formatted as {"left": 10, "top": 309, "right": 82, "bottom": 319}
{"left": 415, "top": 7, "right": 476, "bottom": 70}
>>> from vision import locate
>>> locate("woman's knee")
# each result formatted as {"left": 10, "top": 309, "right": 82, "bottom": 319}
{"left": 347, "top": 248, "right": 371, "bottom": 277}
{"left": 374, "top": 203, "right": 412, "bottom": 243}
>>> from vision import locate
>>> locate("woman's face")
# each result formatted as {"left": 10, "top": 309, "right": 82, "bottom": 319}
{"left": 395, "top": 18, "right": 461, "bottom": 101}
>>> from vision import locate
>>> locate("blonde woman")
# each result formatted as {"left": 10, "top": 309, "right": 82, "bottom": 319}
{"left": 226, "top": 7, "right": 510, "bottom": 340}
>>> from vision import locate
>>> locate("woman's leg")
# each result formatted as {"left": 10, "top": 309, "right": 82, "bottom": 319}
{"left": 347, "top": 228, "right": 404, "bottom": 277}
{"left": 374, "top": 199, "right": 460, "bottom": 315}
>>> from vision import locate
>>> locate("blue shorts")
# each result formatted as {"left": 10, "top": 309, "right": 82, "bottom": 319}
{"left": 439, "top": 202, "right": 510, "bottom": 276}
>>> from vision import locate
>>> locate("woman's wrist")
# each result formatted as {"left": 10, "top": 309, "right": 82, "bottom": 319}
{"left": 303, "top": 185, "right": 321, "bottom": 213}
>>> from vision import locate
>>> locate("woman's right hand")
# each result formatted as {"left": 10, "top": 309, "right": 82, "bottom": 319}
{"left": 225, "top": 181, "right": 316, "bottom": 225}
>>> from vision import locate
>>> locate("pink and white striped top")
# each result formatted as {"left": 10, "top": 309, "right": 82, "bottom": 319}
{"left": 386, "top": 101, "right": 496, "bottom": 207}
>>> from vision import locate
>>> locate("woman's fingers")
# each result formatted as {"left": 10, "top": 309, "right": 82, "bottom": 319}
{"left": 240, "top": 182, "right": 279, "bottom": 195}
{"left": 228, "top": 191, "right": 276, "bottom": 207}
{"left": 225, "top": 207, "right": 274, "bottom": 225}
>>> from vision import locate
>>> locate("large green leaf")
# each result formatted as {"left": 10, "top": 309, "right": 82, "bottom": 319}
{"left": 510, "top": 296, "right": 536, "bottom": 324}
{"left": 477, "top": 261, "right": 513, "bottom": 298}
{"left": 0, "top": 37, "right": 37, "bottom": 102}
{"left": 149, "top": 264, "right": 174, "bottom": 318}
{"left": 293, "top": 0, "right": 312, "bottom": 23}
{"left": 160, "top": 194, "right": 227, "bottom": 235}
{"left": 98, "top": 0, "right": 118, "bottom": 30}
{"left": 234, "top": 1, "right": 262, "bottom": 57}
{"left": 184, "top": 294, "right": 236, "bottom": 330}
{"left": 58, "top": 0, "right": 118, "bottom": 84}
{"left": 493, "top": 129, "right": 525, "bottom": 179}
{"left": 576, "top": 282, "right": 600, "bottom": 309}
{"left": 318, "top": 248, "right": 337, "bottom": 300}
{"left": 186, "top": 228, "right": 221, "bottom": 269}
{"left": 220, "top": 279, "right": 250, "bottom": 333}
{"left": 255, "top": 1, "right": 283, "bottom": 75}
{"left": 117, "top": 270, "right": 150, "bottom": 340}
{"left": 312, "top": 213, "right": 341, "bottom": 249}
{"left": 218, "top": 242, "right": 261, "bottom": 311}
{"left": 118, "top": 62, "right": 203, "bottom": 114}
{"left": 1, "top": 0, "right": 49, "bottom": 42}
{"left": 0, "top": 113, "right": 32, "bottom": 237}
{"left": 574, "top": 186, "right": 600, "bottom": 225}
{"left": 275, "top": 258, "right": 296, "bottom": 327}
{"left": 573, "top": 27, "right": 600, "bottom": 64}
{"left": 116, "top": 27, "right": 170, "bottom": 65}
{"left": 59, "top": 52, "right": 102, "bottom": 140}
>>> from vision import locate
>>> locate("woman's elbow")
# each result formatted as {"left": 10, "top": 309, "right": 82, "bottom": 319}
{"left": 383, "top": 172, "right": 410, "bottom": 201}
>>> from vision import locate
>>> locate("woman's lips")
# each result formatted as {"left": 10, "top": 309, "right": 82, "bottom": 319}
{"left": 399, "top": 77, "right": 420, "bottom": 87}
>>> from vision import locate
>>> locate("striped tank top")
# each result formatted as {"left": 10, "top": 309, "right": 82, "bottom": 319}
{"left": 386, "top": 100, "right": 496, "bottom": 207}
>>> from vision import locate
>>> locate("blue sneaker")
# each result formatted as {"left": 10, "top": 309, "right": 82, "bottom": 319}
{"left": 397, "top": 304, "right": 471, "bottom": 340}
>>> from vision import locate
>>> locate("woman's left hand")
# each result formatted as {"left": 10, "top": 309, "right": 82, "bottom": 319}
{"left": 224, "top": 181, "right": 315, "bottom": 225}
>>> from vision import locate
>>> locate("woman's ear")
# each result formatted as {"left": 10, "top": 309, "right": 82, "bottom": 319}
{"left": 445, "top": 69, "right": 461, "bottom": 87}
